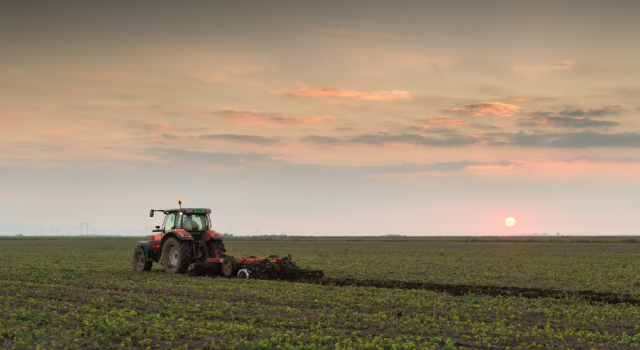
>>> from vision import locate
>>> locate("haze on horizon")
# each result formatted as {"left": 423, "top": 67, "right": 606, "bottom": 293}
{"left": 2, "top": 0, "right": 640, "bottom": 236}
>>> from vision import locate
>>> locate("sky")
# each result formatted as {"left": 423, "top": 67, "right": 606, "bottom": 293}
{"left": 2, "top": 0, "right": 640, "bottom": 235}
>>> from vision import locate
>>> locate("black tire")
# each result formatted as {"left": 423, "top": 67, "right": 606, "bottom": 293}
{"left": 222, "top": 256, "right": 239, "bottom": 278}
{"left": 133, "top": 246, "right": 152, "bottom": 272}
{"left": 209, "top": 263, "right": 224, "bottom": 277}
{"left": 207, "top": 240, "right": 226, "bottom": 257}
{"left": 161, "top": 237, "right": 192, "bottom": 274}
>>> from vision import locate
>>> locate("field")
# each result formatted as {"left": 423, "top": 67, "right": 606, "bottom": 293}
{"left": 2, "top": 237, "right": 640, "bottom": 349}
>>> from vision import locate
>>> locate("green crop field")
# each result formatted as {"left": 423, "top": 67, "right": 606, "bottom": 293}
{"left": 2, "top": 237, "right": 640, "bottom": 349}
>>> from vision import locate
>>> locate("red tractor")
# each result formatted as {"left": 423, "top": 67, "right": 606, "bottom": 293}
{"left": 134, "top": 201, "right": 323, "bottom": 279}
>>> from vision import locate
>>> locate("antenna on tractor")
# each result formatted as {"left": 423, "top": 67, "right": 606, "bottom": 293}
{"left": 178, "top": 199, "right": 182, "bottom": 210}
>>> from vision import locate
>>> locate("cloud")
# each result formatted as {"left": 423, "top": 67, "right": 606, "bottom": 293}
{"left": 423, "top": 117, "right": 471, "bottom": 126}
{"left": 502, "top": 131, "right": 640, "bottom": 148}
{"left": 508, "top": 95, "right": 557, "bottom": 103}
{"left": 348, "top": 133, "right": 477, "bottom": 147}
{"left": 218, "top": 108, "right": 265, "bottom": 118}
{"left": 199, "top": 134, "right": 279, "bottom": 145}
{"left": 216, "top": 109, "right": 269, "bottom": 125}
{"left": 280, "top": 88, "right": 412, "bottom": 101}
{"left": 517, "top": 116, "right": 619, "bottom": 128}
{"left": 513, "top": 60, "right": 575, "bottom": 76}
{"left": 144, "top": 123, "right": 177, "bottom": 131}
{"left": 444, "top": 102, "right": 521, "bottom": 117}
{"left": 360, "top": 160, "right": 524, "bottom": 178}
{"left": 300, "top": 135, "right": 344, "bottom": 144}
{"left": 158, "top": 149, "right": 278, "bottom": 166}
{"left": 560, "top": 105, "right": 623, "bottom": 117}
{"left": 412, "top": 116, "right": 502, "bottom": 131}
{"left": 515, "top": 105, "right": 624, "bottom": 128}
{"left": 408, "top": 125, "right": 456, "bottom": 134}
{"left": 547, "top": 132, "right": 640, "bottom": 148}
{"left": 362, "top": 161, "right": 483, "bottom": 176}
{"left": 408, "top": 116, "right": 466, "bottom": 133}
{"left": 301, "top": 132, "right": 477, "bottom": 147}
{"left": 268, "top": 116, "right": 336, "bottom": 124}
{"left": 475, "top": 125, "right": 504, "bottom": 130}
{"left": 162, "top": 134, "right": 182, "bottom": 139}
{"left": 216, "top": 108, "right": 335, "bottom": 125}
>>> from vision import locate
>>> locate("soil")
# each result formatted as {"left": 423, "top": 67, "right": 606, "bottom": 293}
{"left": 301, "top": 277, "right": 640, "bottom": 305}
{"left": 189, "top": 265, "right": 640, "bottom": 305}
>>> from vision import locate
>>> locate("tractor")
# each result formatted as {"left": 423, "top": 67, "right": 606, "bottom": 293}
{"left": 133, "top": 200, "right": 323, "bottom": 279}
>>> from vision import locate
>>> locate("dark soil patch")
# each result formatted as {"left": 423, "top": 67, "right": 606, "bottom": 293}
{"left": 264, "top": 276, "right": 640, "bottom": 305}
{"left": 188, "top": 264, "right": 640, "bottom": 306}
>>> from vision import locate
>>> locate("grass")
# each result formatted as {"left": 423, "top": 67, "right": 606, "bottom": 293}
{"left": 1, "top": 237, "right": 640, "bottom": 349}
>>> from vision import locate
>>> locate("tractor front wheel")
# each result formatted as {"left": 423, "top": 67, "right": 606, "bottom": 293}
{"left": 222, "top": 256, "right": 239, "bottom": 278}
{"left": 133, "top": 246, "right": 152, "bottom": 272}
{"left": 161, "top": 237, "right": 192, "bottom": 274}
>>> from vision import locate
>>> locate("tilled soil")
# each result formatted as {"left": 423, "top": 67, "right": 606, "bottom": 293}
{"left": 189, "top": 265, "right": 640, "bottom": 305}
{"left": 258, "top": 275, "right": 640, "bottom": 305}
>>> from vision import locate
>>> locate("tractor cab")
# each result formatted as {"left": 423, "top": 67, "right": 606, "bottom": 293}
{"left": 153, "top": 208, "right": 212, "bottom": 238}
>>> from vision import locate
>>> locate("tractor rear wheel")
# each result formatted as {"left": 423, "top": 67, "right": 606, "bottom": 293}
{"left": 133, "top": 246, "right": 152, "bottom": 272}
{"left": 207, "top": 240, "right": 226, "bottom": 257}
{"left": 161, "top": 237, "right": 192, "bottom": 274}
{"left": 222, "top": 256, "right": 239, "bottom": 278}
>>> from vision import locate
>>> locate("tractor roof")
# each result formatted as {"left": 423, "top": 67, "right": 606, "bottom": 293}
{"left": 164, "top": 208, "right": 211, "bottom": 214}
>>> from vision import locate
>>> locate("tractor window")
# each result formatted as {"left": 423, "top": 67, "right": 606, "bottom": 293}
{"left": 164, "top": 213, "right": 176, "bottom": 233}
{"left": 190, "top": 214, "right": 209, "bottom": 231}
{"left": 176, "top": 214, "right": 209, "bottom": 231}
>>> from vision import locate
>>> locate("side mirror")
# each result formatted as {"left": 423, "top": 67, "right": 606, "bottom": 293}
{"left": 150, "top": 210, "right": 154, "bottom": 217}
{"left": 155, "top": 226, "right": 160, "bottom": 230}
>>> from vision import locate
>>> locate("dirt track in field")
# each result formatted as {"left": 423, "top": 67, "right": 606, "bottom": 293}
{"left": 263, "top": 276, "right": 640, "bottom": 305}
{"left": 188, "top": 265, "right": 640, "bottom": 305}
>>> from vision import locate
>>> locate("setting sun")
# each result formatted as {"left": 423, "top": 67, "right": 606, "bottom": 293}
{"left": 505, "top": 217, "right": 516, "bottom": 227}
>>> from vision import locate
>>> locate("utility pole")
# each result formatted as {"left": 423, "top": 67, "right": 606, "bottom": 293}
{"left": 80, "top": 222, "right": 88, "bottom": 236}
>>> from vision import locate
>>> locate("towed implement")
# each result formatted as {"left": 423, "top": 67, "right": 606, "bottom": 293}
{"left": 133, "top": 200, "right": 323, "bottom": 280}
{"left": 189, "top": 252, "right": 324, "bottom": 280}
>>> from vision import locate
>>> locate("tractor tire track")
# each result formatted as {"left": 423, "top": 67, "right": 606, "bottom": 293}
{"left": 266, "top": 276, "right": 640, "bottom": 305}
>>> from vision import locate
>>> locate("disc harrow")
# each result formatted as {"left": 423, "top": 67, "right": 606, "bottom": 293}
{"left": 188, "top": 252, "right": 324, "bottom": 280}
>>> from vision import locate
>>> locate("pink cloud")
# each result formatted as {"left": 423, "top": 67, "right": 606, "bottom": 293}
{"left": 509, "top": 96, "right": 529, "bottom": 102}
{"left": 280, "top": 88, "right": 412, "bottom": 101}
{"left": 411, "top": 125, "right": 455, "bottom": 133}
{"left": 445, "top": 102, "right": 522, "bottom": 117}
{"left": 144, "top": 123, "right": 177, "bottom": 131}
{"left": 269, "top": 116, "right": 336, "bottom": 124}
{"left": 513, "top": 60, "right": 575, "bottom": 76}
{"left": 218, "top": 108, "right": 335, "bottom": 125}
{"left": 424, "top": 117, "right": 472, "bottom": 126}
{"left": 466, "top": 163, "right": 521, "bottom": 170}
{"left": 415, "top": 117, "right": 502, "bottom": 130}
{"left": 162, "top": 134, "right": 182, "bottom": 139}
{"left": 219, "top": 108, "right": 265, "bottom": 118}
{"left": 225, "top": 117, "right": 267, "bottom": 125}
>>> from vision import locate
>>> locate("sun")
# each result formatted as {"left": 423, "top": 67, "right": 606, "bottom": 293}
{"left": 505, "top": 217, "right": 516, "bottom": 227}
